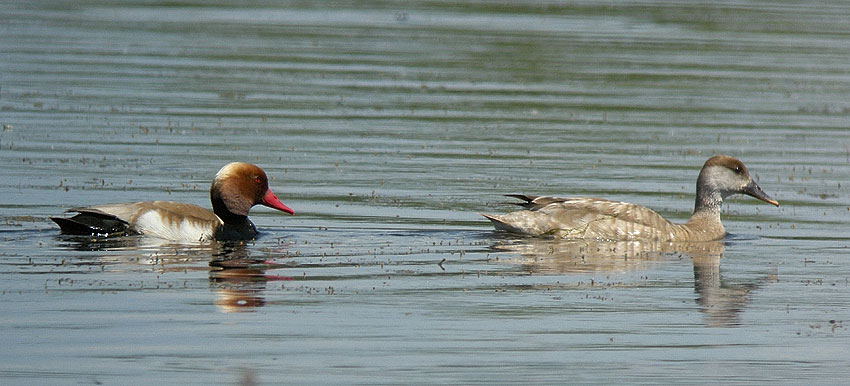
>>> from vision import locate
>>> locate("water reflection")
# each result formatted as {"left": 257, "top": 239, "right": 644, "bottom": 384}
{"left": 55, "top": 234, "right": 152, "bottom": 252}
{"left": 54, "top": 234, "right": 220, "bottom": 266}
{"left": 209, "top": 243, "right": 292, "bottom": 313}
{"left": 490, "top": 237, "right": 770, "bottom": 327}
{"left": 54, "top": 235, "right": 290, "bottom": 313}
{"left": 690, "top": 252, "right": 765, "bottom": 327}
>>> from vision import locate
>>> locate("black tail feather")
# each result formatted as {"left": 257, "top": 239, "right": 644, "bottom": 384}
{"left": 51, "top": 212, "right": 131, "bottom": 237}
{"left": 504, "top": 194, "right": 539, "bottom": 209}
{"left": 503, "top": 194, "right": 569, "bottom": 210}
{"left": 505, "top": 194, "right": 538, "bottom": 203}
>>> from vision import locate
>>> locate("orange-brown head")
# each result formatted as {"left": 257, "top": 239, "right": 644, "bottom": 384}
{"left": 210, "top": 162, "right": 294, "bottom": 222}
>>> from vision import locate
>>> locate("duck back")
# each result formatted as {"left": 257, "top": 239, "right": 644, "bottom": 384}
{"left": 485, "top": 196, "right": 681, "bottom": 241}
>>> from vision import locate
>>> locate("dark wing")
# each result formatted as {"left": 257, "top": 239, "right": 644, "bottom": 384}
{"left": 50, "top": 208, "right": 133, "bottom": 237}
{"left": 505, "top": 194, "right": 571, "bottom": 210}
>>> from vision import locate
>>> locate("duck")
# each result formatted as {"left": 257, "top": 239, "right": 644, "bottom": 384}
{"left": 51, "top": 162, "right": 294, "bottom": 242}
{"left": 483, "top": 155, "right": 778, "bottom": 242}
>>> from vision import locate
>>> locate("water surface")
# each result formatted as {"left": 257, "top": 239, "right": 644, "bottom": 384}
{"left": 1, "top": 1, "right": 849, "bottom": 384}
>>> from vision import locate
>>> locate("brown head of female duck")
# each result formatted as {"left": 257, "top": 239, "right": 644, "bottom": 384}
{"left": 483, "top": 155, "right": 779, "bottom": 242}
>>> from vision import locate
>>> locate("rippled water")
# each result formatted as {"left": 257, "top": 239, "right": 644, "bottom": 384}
{"left": 2, "top": 1, "right": 849, "bottom": 384}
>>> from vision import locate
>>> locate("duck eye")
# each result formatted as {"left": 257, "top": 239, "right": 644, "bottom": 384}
{"left": 253, "top": 176, "right": 262, "bottom": 184}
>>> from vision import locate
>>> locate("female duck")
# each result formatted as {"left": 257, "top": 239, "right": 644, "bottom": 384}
{"left": 483, "top": 155, "right": 778, "bottom": 242}
{"left": 52, "top": 162, "right": 294, "bottom": 242}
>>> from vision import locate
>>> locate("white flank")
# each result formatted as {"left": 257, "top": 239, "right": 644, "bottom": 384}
{"left": 134, "top": 211, "right": 216, "bottom": 242}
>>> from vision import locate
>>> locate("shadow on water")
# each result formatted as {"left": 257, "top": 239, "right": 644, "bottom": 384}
{"left": 488, "top": 236, "right": 775, "bottom": 327}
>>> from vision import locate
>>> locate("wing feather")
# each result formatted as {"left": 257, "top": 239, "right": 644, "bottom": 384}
{"left": 487, "top": 195, "right": 678, "bottom": 240}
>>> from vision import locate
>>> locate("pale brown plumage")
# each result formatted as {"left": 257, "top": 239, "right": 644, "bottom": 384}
{"left": 483, "top": 155, "right": 779, "bottom": 242}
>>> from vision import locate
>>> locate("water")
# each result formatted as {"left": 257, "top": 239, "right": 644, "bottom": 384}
{"left": 2, "top": 0, "right": 849, "bottom": 384}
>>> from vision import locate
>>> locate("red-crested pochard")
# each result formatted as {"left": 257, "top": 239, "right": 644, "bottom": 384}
{"left": 51, "top": 162, "right": 294, "bottom": 242}
{"left": 483, "top": 155, "right": 779, "bottom": 242}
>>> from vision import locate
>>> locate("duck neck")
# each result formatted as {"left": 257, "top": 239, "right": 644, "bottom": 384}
{"left": 688, "top": 184, "right": 724, "bottom": 233}
{"left": 211, "top": 195, "right": 250, "bottom": 226}
{"left": 694, "top": 189, "right": 722, "bottom": 216}
{"left": 692, "top": 167, "right": 726, "bottom": 217}
{"left": 214, "top": 219, "right": 258, "bottom": 240}
{"left": 211, "top": 198, "right": 258, "bottom": 240}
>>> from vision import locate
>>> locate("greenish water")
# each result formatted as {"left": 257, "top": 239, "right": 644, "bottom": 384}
{"left": 1, "top": 1, "right": 849, "bottom": 384}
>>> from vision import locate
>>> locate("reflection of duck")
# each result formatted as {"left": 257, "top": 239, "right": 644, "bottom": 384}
{"left": 210, "top": 269, "right": 268, "bottom": 313}
{"left": 209, "top": 244, "right": 292, "bottom": 313}
{"left": 51, "top": 162, "right": 294, "bottom": 242}
{"left": 484, "top": 155, "right": 778, "bottom": 241}
{"left": 691, "top": 253, "right": 770, "bottom": 327}
{"left": 54, "top": 236, "right": 286, "bottom": 313}
{"left": 54, "top": 234, "right": 220, "bottom": 266}
{"left": 492, "top": 237, "right": 725, "bottom": 274}
{"left": 492, "top": 237, "right": 768, "bottom": 327}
